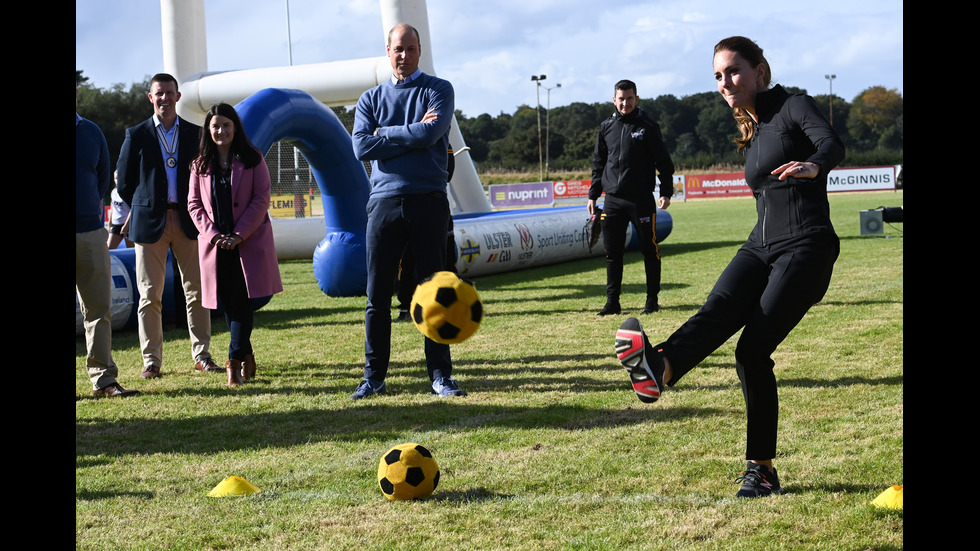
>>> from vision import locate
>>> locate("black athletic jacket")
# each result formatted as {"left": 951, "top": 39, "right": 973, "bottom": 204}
{"left": 589, "top": 108, "right": 674, "bottom": 201}
{"left": 744, "top": 85, "right": 845, "bottom": 245}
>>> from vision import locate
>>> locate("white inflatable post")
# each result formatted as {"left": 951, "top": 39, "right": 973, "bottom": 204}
{"left": 163, "top": 0, "right": 208, "bottom": 125}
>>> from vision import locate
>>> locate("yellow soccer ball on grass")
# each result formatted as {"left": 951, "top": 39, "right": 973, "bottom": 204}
{"left": 377, "top": 443, "right": 440, "bottom": 501}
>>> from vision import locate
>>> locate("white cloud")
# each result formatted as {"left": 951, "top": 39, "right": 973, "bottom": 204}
{"left": 76, "top": 0, "right": 904, "bottom": 115}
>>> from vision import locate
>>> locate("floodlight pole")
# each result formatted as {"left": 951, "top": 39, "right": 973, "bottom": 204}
{"left": 531, "top": 75, "right": 546, "bottom": 182}
{"left": 285, "top": 0, "right": 293, "bottom": 66}
{"left": 543, "top": 83, "right": 560, "bottom": 181}
{"left": 825, "top": 74, "right": 836, "bottom": 125}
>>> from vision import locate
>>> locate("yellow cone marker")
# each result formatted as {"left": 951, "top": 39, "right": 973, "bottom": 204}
{"left": 871, "top": 485, "right": 902, "bottom": 509}
{"left": 208, "top": 476, "right": 261, "bottom": 497}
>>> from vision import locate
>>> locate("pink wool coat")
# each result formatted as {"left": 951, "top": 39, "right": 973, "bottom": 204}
{"left": 187, "top": 155, "right": 283, "bottom": 310}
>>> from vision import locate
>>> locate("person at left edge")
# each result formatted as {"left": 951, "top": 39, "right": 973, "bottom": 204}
{"left": 107, "top": 176, "right": 133, "bottom": 250}
{"left": 188, "top": 103, "right": 283, "bottom": 387}
{"left": 116, "top": 73, "right": 219, "bottom": 379}
{"left": 77, "top": 89, "right": 139, "bottom": 398}
{"left": 350, "top": 23, "right": 464, "bottom": 400}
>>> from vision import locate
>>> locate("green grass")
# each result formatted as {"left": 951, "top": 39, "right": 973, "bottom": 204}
{"left": 77, "top": 191, "right": 903, "bottom": 550}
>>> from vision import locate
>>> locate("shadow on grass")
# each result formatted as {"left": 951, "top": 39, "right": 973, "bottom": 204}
{"left": 778, "top": 375, "right": 903, "bottom": 389}
{"left": 81, "top": 240, "right": 742, "bottom": 340}
{"left": 818, "top": 298, "right": 901, "bottom": 307}
{"left": 468, "top": 282, "right": 693, "bottom": 313}
{"left": 838, "top": 233, "right": 903, "bottom": 242}
{"left": 259, "top": 307, "right": 363, "bottom": 330}
{"left": 75, "top": 490, "right": 154, "bottom": 501}
{"left": 75, "top": 353, "right": 903, "bottom": 400}
{"left": 76, "top": 350, "right": 644, "bottom": 397}
{"left": 656, "top": 240, "right": 744, "bottom": 257}
{"left": 781, "top": 481, "right": 905, "bottom": 500}
{"left": 76, "top": 400, "right": 718, "bottom": 459}
{"left": 471, "top": 240, "right": 745, "bottom": 290}
{"left": 429, "top": 487, "right": 512, "bottom": 503}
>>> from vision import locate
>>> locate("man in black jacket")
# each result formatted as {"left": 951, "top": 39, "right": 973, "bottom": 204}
{"left": 588, "top": 79, "right": 675, "bottom": 316}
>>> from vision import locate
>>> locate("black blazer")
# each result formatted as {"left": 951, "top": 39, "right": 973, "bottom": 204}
{"left": 116, "top": 116, "right": 202, "bottom": 243}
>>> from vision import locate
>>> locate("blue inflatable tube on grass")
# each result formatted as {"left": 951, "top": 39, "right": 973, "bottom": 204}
{"left": 236, "top": 88, "right": 371, "bottom": 297}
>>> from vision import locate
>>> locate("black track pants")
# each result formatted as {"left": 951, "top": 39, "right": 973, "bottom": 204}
{"left": 600, "top": 194, "right": 661, "bottom": 305}
{"left": 657, "top": 233, "right": 840, "bottom": 460}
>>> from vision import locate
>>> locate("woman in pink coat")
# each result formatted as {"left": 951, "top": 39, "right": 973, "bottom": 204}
{"left": 188, "top": 103, "right": 283, "bottom": 386}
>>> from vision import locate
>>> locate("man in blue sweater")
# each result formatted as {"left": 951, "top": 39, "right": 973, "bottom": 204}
{"left": 76, "top": 101, "right": 140, "bottom": 397}
{"left": 350, "top": 23, "right": 464, "bottom": 399}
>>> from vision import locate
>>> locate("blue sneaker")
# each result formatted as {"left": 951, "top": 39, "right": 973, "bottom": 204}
{"left": 350, "top": 379, "right": 386, "bottom": 400}
{"left": 431, "top": 377, "right": 467, "bottom": 397}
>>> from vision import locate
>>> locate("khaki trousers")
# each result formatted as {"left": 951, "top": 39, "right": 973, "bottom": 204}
{"left": 76, "top": 227, "right": 118, "bottom": 390}
{"left": 135, "top": 210, "right": 211, "bottom": 370}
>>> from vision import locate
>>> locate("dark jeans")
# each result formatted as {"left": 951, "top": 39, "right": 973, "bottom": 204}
{"left": 364, "top": 192, "right": 452, "bottom": 382}
{"left": 217, "top": 247, "right": 254, "bottom": 362}
{"left": 396, "top": 222, "right": 458, "bottom": 310}
{"left": 600, "top": 193, "right": 661, "bottom": 304}
{"left": 659, "top": 233, "right": 840, "bottom": 459}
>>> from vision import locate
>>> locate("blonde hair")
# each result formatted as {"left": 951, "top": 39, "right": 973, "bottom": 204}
{"left": 714, "top": 36, "right": 771, "bottom": 152}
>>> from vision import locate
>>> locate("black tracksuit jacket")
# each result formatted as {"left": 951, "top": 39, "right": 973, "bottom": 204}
{"left": 743, "top": 85, "right": 845, "bottom": 245}
{"left": 589, "top": 108, "right": 674, "bottom": 201}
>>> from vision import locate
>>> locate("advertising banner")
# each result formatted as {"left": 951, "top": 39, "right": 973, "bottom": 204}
{"left": 679, "top": 166, "right": 896, "bottom": 199}
{"left": 684, "top": 172, "right": 752, "bottom": 198}
{"left": 669, "top": 174, "right": 686, "bottom": 202}
{"left": 269, "top": 194, "right": 312, "bottom": 217}
{"left": 554, "top": 177, "right": 687, "bottom": 202}
{"left": 827, "top": 166, "right": 896, "bottom": 192}
{"left": 553, "top": 179, "right": 592, "bottom": 199}
{"left": 454, "top": 208, "right": 601, "bottom": 277}
{"left": 489, "top": 182, "right": 554, "bottom": 208}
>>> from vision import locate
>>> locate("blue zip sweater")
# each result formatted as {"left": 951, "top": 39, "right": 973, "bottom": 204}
{"left": 76, "top": 114, "right": 111, "bottom": 233}
{"left": 352, "top": 73, "right": 454, "bottom": 198}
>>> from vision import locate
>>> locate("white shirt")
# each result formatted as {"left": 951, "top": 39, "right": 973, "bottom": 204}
{"left": 152, "top": 114, "right": 180, "bottom": 203}
{"left": 391, "top": 68, "right": 423, "bottom": 85}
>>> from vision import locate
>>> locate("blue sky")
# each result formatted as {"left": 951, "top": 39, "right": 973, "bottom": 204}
{"left": 76, "top": 0, "right": 903, "bottom": 117}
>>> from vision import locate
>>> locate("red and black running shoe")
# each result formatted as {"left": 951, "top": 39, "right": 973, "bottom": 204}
{"left": 614, "top": 317, "right": 665, "bottom": 403}
{"left": 734, "top": 462, "right": 783, "bottom": 498}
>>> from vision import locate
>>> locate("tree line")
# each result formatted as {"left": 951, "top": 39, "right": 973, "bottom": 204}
{"left": 452, "top": 85, "right": 902, "bottom": 173}
{"left": 76, "top": 71, "right": 902, "bottom": 175}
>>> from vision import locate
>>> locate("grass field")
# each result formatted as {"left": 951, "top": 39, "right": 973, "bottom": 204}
{"left": 76, "top": 190, "right": 903, "bottom": 550}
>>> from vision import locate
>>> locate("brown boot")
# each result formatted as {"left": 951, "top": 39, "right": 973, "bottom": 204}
{"left": 226, "top": 359, "right": 244, "bottom": 387}
{"left": 242, "top": 354, "right": 256, "bottom": 381}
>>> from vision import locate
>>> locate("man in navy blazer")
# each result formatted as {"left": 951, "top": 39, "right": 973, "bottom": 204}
{"left": 116, "top": 73, "right": 218, "bottom": 379}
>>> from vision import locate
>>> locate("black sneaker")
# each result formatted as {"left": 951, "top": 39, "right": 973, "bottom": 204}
{"left": 642, "top": 299, "right": 660, "bottom": 313}
{"left": 394, "top": 309, "right": 412, "bottom": 323}
{"left": 614, "top": 317, "right": 664, "bottom": 403}
{"left": 734, "top": 462, "right": 783, "bottom": 498}
{"left": 597, "top": 302, "right": 622, "bottom": 316}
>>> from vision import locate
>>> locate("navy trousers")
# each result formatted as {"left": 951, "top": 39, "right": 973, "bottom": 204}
{"left": 659, "top": 232, "right": 840, "bottom": 460}
{"left": 364, "top": 192, "right": 452, "bottom": 382}
{"left": 216, "top": 247, "right": 253, "bottom": 362}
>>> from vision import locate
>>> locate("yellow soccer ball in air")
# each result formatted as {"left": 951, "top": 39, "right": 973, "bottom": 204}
{"left": 410, "top": 271, "right": 483, "bottom": 344}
